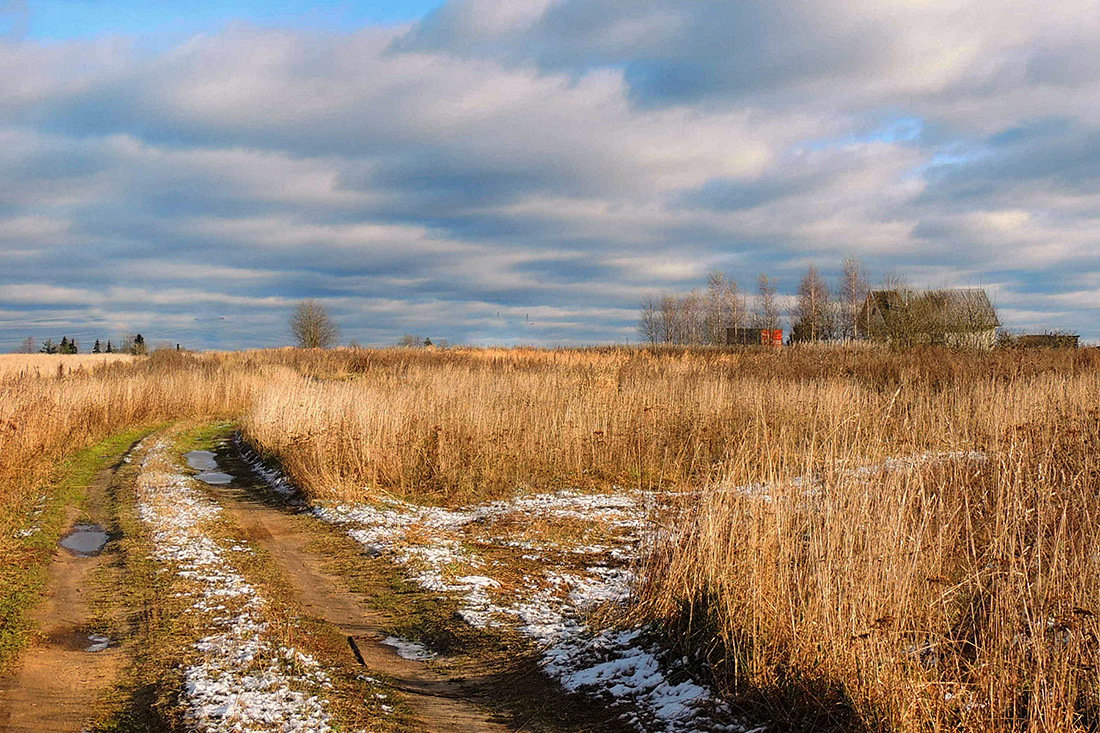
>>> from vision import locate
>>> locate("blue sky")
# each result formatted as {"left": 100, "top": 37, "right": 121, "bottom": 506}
{"left": 1, "top": 0, "right": 1099, "bottom": 349}
{"left": 4, "top": 1, "right": 441, "bottom": 39}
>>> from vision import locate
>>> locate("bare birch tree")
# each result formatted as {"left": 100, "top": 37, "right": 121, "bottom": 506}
{"left": 839, "top": 256, "right": 869, "bottom": 340}
{"left": 792, "top": 265, "right": 834, "bottom": 342}
{"left": 704, "top": 272, "right": 746, "bottom": 345}
{"left": 290, "top": 300, "right": 339, "bottom": 349}
{"left": 754, "top": 274, "right": 780, "bottom": 330}
{"left": 638, "top": 295, "right": 661, "bottom": 344}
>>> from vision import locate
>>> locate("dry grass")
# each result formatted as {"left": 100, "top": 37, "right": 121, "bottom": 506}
{"left": 0, "top": 353, "right": 136, "bottom": 378}
{"left": 238, "top": 345, "right": 1100, "bottom": 730}
{"left": 4, "top": 344, "right": 1099, "bottom": 730}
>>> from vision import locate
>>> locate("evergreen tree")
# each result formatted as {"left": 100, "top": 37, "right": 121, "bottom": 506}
{"left": 39, "top": 339, "right": 57, "bottom": 354}
{"left": 105, "top": 340, "right": 114, "bottom": 353}
{"left": 132, "top": 334, "right": 147, "bottom": 355}
{"left": 92, "top": 339, "right": 102, "bottom": 354}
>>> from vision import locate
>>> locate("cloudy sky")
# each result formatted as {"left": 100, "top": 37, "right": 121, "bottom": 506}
{"left": 1, "top": 0, "right": 1098, "bottom": 349}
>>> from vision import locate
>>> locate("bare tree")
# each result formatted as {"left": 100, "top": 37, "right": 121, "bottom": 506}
{"left": 839, "top": 256, "right": 869, "bottom": 340}
{"left": 291, "top": 300, "right": 339, "bottom": 349}
{"left": 676, "top": 290, "right": 705, "bottom": 345}
{"left": 704, "top": 272, "right": 746, "bottom": 345}
{"left": 792, "top": 265, "right": 834, "bottom": 342}
{"left": 638, "top": 295, "right": 661, "bottom": 345}
{"left": 754, "top": 274, "right": 780, "bottom": 330}
{"left": 18, "top": 336, "right": 35, "bottom": 354}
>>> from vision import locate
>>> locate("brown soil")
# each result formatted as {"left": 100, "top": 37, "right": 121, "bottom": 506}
{"left": 214, "top": 484, "right": 516, "bottom": 733}
{"left": 0, "top": 465, "right": 125, "bottom": 733}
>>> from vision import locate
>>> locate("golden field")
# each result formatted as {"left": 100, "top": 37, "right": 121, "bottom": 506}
{"left": 0, "top": 353, "right": 136, "bottom": 378}
{"left": 2, "top": 345, "right": 1099, "bottom": 731}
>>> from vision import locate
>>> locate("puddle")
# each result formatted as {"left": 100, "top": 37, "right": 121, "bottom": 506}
{"left": 380, "top": 636, "right": 437, "bottom": 661}
{"left": 196, "top": 471, "right": 234, "bottom": 485}
{"left": 59, "top": 524, "right": 108, "bottom": 556}
{"left": 184, "top": 450, "right": 219, "bottom": 472}
{"left": 85, "top": 634, "right": 111, "bottom": 652}
{"left": 185, "top": 450, "right": 235, "bottom": 485}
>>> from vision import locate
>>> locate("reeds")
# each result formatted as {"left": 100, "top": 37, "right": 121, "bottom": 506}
{"left": 3, "top": 344, "right": 1097, "bottom": 729}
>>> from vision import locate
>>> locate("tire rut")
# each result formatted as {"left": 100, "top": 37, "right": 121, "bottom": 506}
{"left": 214, "top": 485, "right": 515, "bottom": 733}
{"left": 0, "top": 460, "right": 127, "bottom": 733}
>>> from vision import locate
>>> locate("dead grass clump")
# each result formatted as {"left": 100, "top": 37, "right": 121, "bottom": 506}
{"left": 638, "top": 372, "right": 1100, "bottom": 731}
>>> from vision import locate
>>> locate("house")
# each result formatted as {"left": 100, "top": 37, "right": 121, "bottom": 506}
{"left": 857, "top": 288, "right": 1000, "bottom": 348}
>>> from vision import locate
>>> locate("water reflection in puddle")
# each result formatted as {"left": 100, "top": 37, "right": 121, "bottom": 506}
{"left": 184, "top": 450, "right": 218, "bottom": 472}
{"left": 60, "top": 524, "right": 109, "bottom": 556}
{"left": 85, "top": 634, "right": 110, "bottom": 652}
{"left": 184, "top": 450, "right": 235, "bottom": 485}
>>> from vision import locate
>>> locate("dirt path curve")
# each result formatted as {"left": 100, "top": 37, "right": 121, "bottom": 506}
{"left": 213, "top": 482, "right": 515, "bottom": 733}
{"left": 0, "top": 463, "right": 125, "bottom": 733}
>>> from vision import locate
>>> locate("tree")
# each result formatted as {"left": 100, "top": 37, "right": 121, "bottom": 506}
{"left": 290, "top": 301, "right": 338, "bottom": 348}
{"left": 39, "top": 339, "right": 57, "bottom": 354}
{"left": 18, "top": 336, "right": 35, "bottom": 354}
{"left": 638, "top": 295, "right": 661, "bottom": 345}
{"left": 105, "top": 340, "right": 114, "bottom": 354}
{"left": 704, "top": 272, "right": 746, "bottom": 345}
{"left": 839, "top": 257, "right": 869, "bottom": 340}
{"left": 92, "top": 339, "right": 102, "bottom": 354}
{"left": 131, "top": 334, "right": 147, "bottom": 355}
{"left": 754, "top": 274, "right": 780, "bottom": 330}
{"left": 791, "top": 265, "right": 834, "bottom": 342}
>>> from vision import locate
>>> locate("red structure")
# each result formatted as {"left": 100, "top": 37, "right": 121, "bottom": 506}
{"left": 727, "top": 327, "right": 784, "bottom": 347}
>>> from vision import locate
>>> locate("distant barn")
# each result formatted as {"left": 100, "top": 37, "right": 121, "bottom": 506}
{"left": 1002, "top": 333, "right": 1080, "bottom": 349}
{"left": 857, "top": 288, "right": 1000, "bottom": 348}
{"left": 727, "top": 327, "right": 783, "bottom": 347}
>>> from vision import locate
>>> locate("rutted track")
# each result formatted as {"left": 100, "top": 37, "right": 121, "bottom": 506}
{"left": 204, "top": 476, "right": 514, "bottom": 733}
{"left": 0, "top": 448, "right": 133, "bottom": 733}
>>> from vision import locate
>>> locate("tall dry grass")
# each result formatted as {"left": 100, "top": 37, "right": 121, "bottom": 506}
{"left": 239, "top": 345, "right": 1100, "bottom": 730}
{"left": 0, "top": 353, "right": 136, "bottom": 378}
{"left": 4, "top": 344, "right": 1098, "bottom": 730}
{"left": 637, "top": 365, "right": 1100, "bottom": 731}
{"left": 0, "top": 352, "right": 265, "bottom": 538}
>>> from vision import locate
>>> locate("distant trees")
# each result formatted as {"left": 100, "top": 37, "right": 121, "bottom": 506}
{"left": 753, "top": 274, "right": 780, "bottom": 330}
{"left": 291, "top": 300, "right": 339, "bottom": 349}
{"left": 839, "top": 257, "right": 869, "bottom": 340}
{"left": 19, "top": 336, "right": 35, "bottom": 354}
{"left": 638, "top": 271, "right": 745, "bottom": 345}
{"left": 92, "top": 339, "right": 102, "bottom": 354}
{"left": 639, "top": 258, "right": 875, "bottom": 346}
{"left": 39, "top": 337, "right": 78, "bottom": 354}
{"left": 790, "top": 266, "right": 834, "bottom": 343}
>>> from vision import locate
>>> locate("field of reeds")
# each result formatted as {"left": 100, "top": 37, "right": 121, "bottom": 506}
{"left": 0, "top": 353, "right": 135, "bottom": 379}
{"left": 238, "top": 345, "right": 1100, "bottom": 731}
{"left": 2, "top": 345, "right": 1098, "bottom": 730}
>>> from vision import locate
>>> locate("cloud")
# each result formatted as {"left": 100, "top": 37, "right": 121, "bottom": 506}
{"left": 0, "top": 2, "right": 1099, "bottom": 348}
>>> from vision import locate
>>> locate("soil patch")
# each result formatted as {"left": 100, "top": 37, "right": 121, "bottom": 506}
{"left": 0, "top": 452, "right": 131, "bottom": 732}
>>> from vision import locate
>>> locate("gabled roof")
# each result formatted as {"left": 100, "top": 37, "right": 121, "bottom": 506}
{"left": 863, "top": 288, "right": 999, "bottom": 332}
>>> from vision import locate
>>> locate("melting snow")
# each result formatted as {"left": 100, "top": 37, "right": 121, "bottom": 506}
{"left": 380, "top": 636, "right": 437, "bottom": 661}
{"left": 136, "top": 440, "right": 334, "bottom": 732}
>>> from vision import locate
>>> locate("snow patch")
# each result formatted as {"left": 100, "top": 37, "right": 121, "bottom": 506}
{"left": 136, "top": 441, "right": 334, "bottom": 732}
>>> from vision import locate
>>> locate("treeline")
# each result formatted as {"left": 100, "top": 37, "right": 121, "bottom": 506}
{"left": 639, "top": 258, "right": 870, "bottom": 345}
{"left": 20, "top": 334, "right": 148, "bottom": 355}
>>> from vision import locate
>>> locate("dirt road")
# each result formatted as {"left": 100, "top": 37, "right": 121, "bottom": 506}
{"left": 212, "top": 476, "right": 515, "bottom": 733}
{"left": 0, "top": 462, "right": 126, "bottom": 733}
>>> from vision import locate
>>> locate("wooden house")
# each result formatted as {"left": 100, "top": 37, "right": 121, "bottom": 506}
{"left": 857, "top": 288, "right": 999, "bottom": 348}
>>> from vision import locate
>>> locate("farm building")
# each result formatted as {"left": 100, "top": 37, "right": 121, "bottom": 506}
{"left": 727, "top": 327, "right": 783, "bottom": 347}
{"left": 857, "top": 288, "right": 1000, "bottom": 348}
{"left": 1000, "top": 333, "right": 1080, "bottom": 349}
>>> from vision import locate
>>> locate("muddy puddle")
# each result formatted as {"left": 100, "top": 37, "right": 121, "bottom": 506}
{"left": 59, "top": 524, "right": 108, "bottom": 556}
{"left": 185, "top": 450, "right": 235, "bottom": 485}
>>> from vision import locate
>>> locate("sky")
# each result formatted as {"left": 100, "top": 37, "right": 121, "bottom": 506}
{"left": 1, "top": 0, "right": 1099, "bottom": 349}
